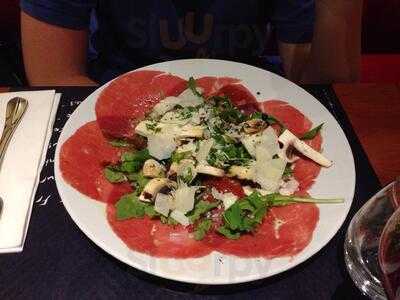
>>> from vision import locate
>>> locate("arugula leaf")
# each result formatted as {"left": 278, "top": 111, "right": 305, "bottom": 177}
{"left": 211, "top": 96, "right": 245, "bottom": 124}
{"left": 120, "top": 161, "right": 142, "bottom": 173}
{"left": 144, "top": 205, "right": 159, "bottom": 218}
{"left": 217, "top": 226, "right": 240, "bottom": 240}
{"left": 104, "top": 167, "right": 126, "bottom": 183}
{"left": 249, "top": 111, "right": 263, "bottom": 120}
{"left": 109, "top": 139, "right": 131, "bottom": 147}
{"left": 283, "top": 164, "right": 293, "bottom": 178}
{"left": 188, "top": 200, "right": 219, "bottom": 223}
{"left": 171, "top": 151, "right": 192, "bottom": 163}
{"left": 188, "top": 76, "right": 203, "bottom": 97}
{"left": 207, "top": 143, "right": 252, "bottom": 169}
{"left": 115, "top": 194, "right": 146, "bottom": 220}
{"left": 119, "top": 149, "right": 151, "bottom": 173}
{"left": 216, "top": 191, "right": 343, "bottom": 240}
{"left": 160, "top": 215, "right": 179, "bottom": 225}
{"left": 122, "top": 149, "right": 151, "bottom": 163}
{"left": 194, "top": 219, "right": 213, "bottom": 240}
{"left": 223, "top": 202, "right": 242, "bottom": 230}
{"left": 127, "top": 171, "right": 150, "bottom": 195}
{"left": 301, "top": 123, "right": 324, "bottom": 140}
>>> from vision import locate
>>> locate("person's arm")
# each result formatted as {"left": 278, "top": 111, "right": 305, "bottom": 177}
{"left": 279, "top": 0, "right": 363, "bottom": 84}
{"left": 21, "top": 11, "right": 97, "bottom": 86}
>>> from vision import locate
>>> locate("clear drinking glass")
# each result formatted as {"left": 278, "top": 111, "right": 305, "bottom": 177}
{"left": 344, "top": 178, "right": 400, "bottom": 299}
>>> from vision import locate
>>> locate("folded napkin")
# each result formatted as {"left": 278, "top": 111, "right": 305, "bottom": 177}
{"left": 0, "top": 90, "right": 60, "bottom": 253}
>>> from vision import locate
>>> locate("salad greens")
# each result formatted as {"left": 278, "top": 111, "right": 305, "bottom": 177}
{"left": 301, "top": 123, "right": 324, "bottom": 140}
{"left": 104, "top": 76, "right": 340, "bottom": 242}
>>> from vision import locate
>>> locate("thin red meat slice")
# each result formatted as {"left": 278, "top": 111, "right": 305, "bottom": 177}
{"left": 258, "top": 100, "right": 312, "bottom": 136}
{"left": 107, "top": 205, "right": 214, "bottom": 258}
{"left": 95, "top": 175, "right": 133, "bottom": 205}
{"left": 96, "top": 70, "right": 187, "bottom": 140}
{"left": 195, "top": 76, "right": 240, "bottom": 98}
{"left": 203, "top": 177, "right": 246, "bottom": 198}
{"left": 217, "top": 204, "right": 319, "bottom": 258}
{"left": 217, "top": 83, "right": 257, "bottom": 107}
{"left": 60, "top": 121, "right": 123, "bottom": 201}
{"left": 107, "top": 205, "right": 157, "bottom": 254}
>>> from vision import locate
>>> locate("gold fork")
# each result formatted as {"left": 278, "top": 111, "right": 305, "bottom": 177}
{"left": 0, "top": 97, "right": 28, "bottom": 218}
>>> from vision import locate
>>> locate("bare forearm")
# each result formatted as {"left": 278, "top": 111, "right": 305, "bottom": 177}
{"left": 21, "top": 12, "right": 97, "bottom": 86}
{"left": 301, "top": 0, "right": 363, "bottom": 83}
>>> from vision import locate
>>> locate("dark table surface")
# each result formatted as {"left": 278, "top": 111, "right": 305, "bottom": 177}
{"left": 0, "top": 85, "right": 381, "bottom": 299}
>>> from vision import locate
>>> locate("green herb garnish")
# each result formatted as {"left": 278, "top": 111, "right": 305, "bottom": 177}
{"left": 104, "top": 167, "right": 126, "bottom": 183}
{"left": 188, "top": 200, "right": 219, "bottom": 223}
{"left": 127, "top": 171, "right": 150, "bottom": 195}
{"left": 115, "top": 194, "right": 146, "bottom": 220}
{"left": 301, "top": 123, "right": 324, "bottom": 140}
{"left": 188, "top": 76, "right": 203, "bottom": 97}
{"left": 194, "top": 219, "right": 213, "bottom": 240}
{"left": 217, "top": 192, "right": 343, "bottom": 239}
{"left": 171, "top": 151, "right": 192, "bottom": 164}
{"left": 109, "top": 139, "right": 131, "bottom": 147}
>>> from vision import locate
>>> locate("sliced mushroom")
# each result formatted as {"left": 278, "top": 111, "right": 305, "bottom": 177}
{"left": 242, "top": 119, "right": 267, "bottom": 134}
{"left": 278, "top": 129, "right": 332, "bottom": 167}
{"left": 142, "top": 159, "right": 166, "bottom": 178}
{"left": 139, "top": 178, "right": 177, "bottom": 202}
{"left": 196, "top": 164, "right": 225, "bottom": 177}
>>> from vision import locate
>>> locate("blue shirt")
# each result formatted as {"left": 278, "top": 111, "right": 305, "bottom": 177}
{"left": 21, "top": 0, "right": 315, "bottom": 84}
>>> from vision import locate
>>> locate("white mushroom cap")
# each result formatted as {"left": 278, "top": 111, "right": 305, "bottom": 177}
{"left": 278, "top": 129, "right": 332, "bottom": 167}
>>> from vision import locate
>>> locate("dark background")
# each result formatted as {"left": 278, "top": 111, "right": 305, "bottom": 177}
{"left": 1, "top": 0, "right": 400, "bottom": 85}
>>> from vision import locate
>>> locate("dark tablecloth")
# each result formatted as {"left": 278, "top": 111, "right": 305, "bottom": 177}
{"left": 0, "top": 86, "right": 378, "bottom": 299}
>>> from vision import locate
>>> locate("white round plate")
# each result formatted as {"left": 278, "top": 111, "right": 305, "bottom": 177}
{"left": 54, "top": 59, "right": 355, "bottom": 285}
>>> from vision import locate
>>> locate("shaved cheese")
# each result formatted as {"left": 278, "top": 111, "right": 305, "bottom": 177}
{"left": 211, "top": 187, "right": 238, "bottom": 210}
{"left": 255, "top": 127, "right": 280, "bottom": 161}
{"left": 173, "top": 183, "right": 198, "bottom": 213}
{"left": 170, "top": 210, "right": 190, "bottom": 227}
{"left": 150, "top": 96, "right": 182, "bottom": 117}
{"left": 196, "top": 139, "right": 214, "bottom": 163}
{"left": 160, "top": 111, "right": 190, "bottom": 125}
{"left": 178, "top": 88, "right": 204, "bottom": 107}
{"left": 255, "top": 158, "right": 287, "bottom": 192}
{"left": 147, "top": 135, "right": 176, "bottom": 160}
{"left": 240, "top": 133, "right": 261, "bottom": 157}
{"left": 154, "top": 193, "right": 172, "bottom": 216}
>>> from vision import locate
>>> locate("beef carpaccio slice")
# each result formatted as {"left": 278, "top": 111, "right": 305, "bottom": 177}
{"left": 107, "top": 205, "right": 215, "bottom": 258}
{"left": 59, "top": 121, "right": 132, "bottom": 203}
{"left": 204, "top": 177, "right": 319, "bottom": 258}
{"left": 95, "top": 70, "right": 187, "bottom": 141}
{"left": 216, "top": 204, "right": 319, "bottom": 258}
{"left": 196, "top": 76, "right": 259, "bottom": 114}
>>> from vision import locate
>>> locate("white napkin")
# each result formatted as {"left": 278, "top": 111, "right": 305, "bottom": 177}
{"left": 0, "top": 90, "right": 60, "bottom": 253}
